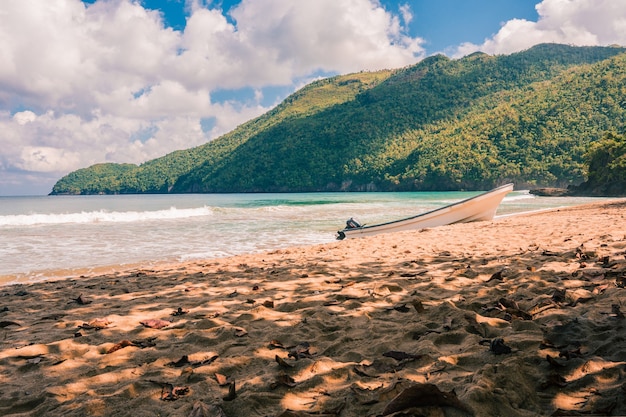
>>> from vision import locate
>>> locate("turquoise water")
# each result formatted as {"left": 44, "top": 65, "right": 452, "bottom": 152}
{"left": 0, "top": 191, "right": 610, "bottom": 283}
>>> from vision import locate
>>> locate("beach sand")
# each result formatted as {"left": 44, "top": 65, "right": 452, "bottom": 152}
{"left": 1, "top": 200, "right": 625, "bottom": 417}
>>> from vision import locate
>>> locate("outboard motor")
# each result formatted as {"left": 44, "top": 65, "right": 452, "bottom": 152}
{"left": 345, "top": 217, "right": 362, "bottom": 229}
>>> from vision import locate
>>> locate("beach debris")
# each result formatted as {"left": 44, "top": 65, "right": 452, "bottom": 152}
{"left": 132, "top": 337, "right": 157, "bottom": 348}
{"left": 354, "top": 358, "right": 411, "bottom": 376}
{"left": 222, "top": 381, "right": 237, "bottom": 401}
{"left": 147, "top": 380, "right": 190, "bottom": 401}
{"left": 167, "top": 354, "right": 219, "bottom": 368}
{"left": 269, "top": 339, "right": 286, "bottom": 349}
{"left": 227, "top": 290, "right": 238, "bottom": 298}
{"left": 270, "top": 372, "right": 297, "bottom": 389}
{"left": 172, "top": 307, "right": 189, "bottom": 316}
{"left": 234, "top": 327, "right": 248, "bottom": 337}
{"left": 262, "top": 300, "right": 274, "bottom": 308}
{"left": 546, "top": 354, "right": 566, "bottom": 368}
{"left": 188, "top": 401, "right": 227, "bottom": 417}
{"left": 539, "top": 373, "right": 568, "bottom": 390}
{"left": 559, "top": 346, "right": 584, "bottom": 360}
{"left": 275, "top": 355, "right": 294, "bottom": 368}
{"left": 611, "top": 304, "right": 625, "bottom": 319}
{"left": 392, "top": 303, "right": 411, "bottom": 313}
{"left": 0, "top": 320, "right": 21, "bottom": 328}
{"left": 489, "top": 338, "right": 512, "bottom": 355}
{"left": 487, "top": 269, "right": 507, "bottom": 282}
{"left": 105, "top": 337, "right": 156, "bottom": 353}
{"left": 162, "top": 384, "right": 189, "bottom": 401}
{"left": 214, "top": 373, "right": 229, "bottom": 386}
{"left": 140, "top": 319, "right": 171, "bottom": 329}
{"left": 79, "top": 317, "right": 111, "bottom": 330}
{"left": 288, "top": 342, "right": 313, "bottom": 360}
{"left": 382, "top": 351, "right": 423, "bottom": 362}
{"left": 106, "top": 340, "right": 135, "bottom": 354}
{"left": 411, "top": 299, "right": 425, "bottom": 313}
{"left": 381, "top": 383, "right": 472, "bottom": 416}
{"left": 498, "top": 298, "right": 532, "bottom": 320}
{"left": 167, "top": 355, "right": 191, "bottom": 367}
{"left": 71, "top": 294, "right": 92, "bottom": 305}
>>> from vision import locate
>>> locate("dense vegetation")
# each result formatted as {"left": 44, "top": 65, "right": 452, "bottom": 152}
{"left": 50, "top": 44, "right": 626, "bottom": 195}
{"left": 572, "top": 132, "right": 626, "bottom": 196}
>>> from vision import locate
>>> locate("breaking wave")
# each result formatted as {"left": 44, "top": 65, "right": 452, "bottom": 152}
{"left": 0, "top": 206, "right": 215, "bottom": 227}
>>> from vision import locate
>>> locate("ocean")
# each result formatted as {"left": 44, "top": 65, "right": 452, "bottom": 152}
{"left": 0, "top": 190, "right": 610, "bottom": 285}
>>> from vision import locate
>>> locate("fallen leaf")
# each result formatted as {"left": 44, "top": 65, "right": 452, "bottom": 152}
{"left": 161, "top": 384, "right": 189, "bottom": 401}
{"left": 167, "top": 355, "right": 191, "bottom": 367}
{"left": 172, "top": 307, "right": 188, "bottom": 316}
{"left": 132, "top": 337, "right": 157, "bottom": 348}
{"left": 392, "top": 304, "right": 411, "bottom": 313}
{"left": 270, "top": 373, "right": 297, "bottom": 389}
{"left": 276, "top": 355, "right": 294, "bottom": 368}
{"left": 106, "top": 340, "right": 136, "bottom": 354}
{"left": 80, "top": 318, "right": 111, "bottom": 330}
{"left": 269, "top": 340, "right": 285, "bottom": 349}
{"left": 411, "top": 299, "right": 425, "bottom": 313}
{"left": 72, "top": 294, "right": 92, "bottom": 305}
{"left": 140, "top": 319, "right": 171, "bottom": 329}
{"left": 288, "top": 342, "right": 312, "bottom": 360}
{"left": 382, "top": 351, "right": 422, "bottom": 361}
{"left": 490, "top": 338, "right": 512, "bottom": 355}
{"left": 215, "top": 373, "right": 229, "bottom": 386}
{"left": 234, "top": 327, "right": 248, "bottom": 337}
{"left": 223, "top": 381, "right": 237, "bottom": 401}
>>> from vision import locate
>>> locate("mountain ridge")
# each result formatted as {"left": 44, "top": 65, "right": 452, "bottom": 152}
{"left": 50, "top": 43, "right": 626, "bottom": 194}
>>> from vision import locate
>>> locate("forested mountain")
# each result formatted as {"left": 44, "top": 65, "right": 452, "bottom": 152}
{"left": 50, "top": 44, "right": 626, "bottom": 195}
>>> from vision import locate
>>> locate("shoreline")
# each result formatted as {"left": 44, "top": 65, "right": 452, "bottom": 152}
{"left": 1, "top": 199, "right": 625, "bottom": 416}
{"left": 3, "top": 198, "right": 623, "bottom": 288}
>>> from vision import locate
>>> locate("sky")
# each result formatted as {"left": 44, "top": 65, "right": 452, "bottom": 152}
{"left": 1, "top": 0, "right": 625, "bottom": 196}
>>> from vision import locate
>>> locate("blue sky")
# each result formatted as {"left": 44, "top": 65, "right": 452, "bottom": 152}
{"left": 0, "top": 0, "right": 623, "bottom": 195}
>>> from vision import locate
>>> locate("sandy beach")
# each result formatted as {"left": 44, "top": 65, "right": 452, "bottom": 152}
{"left": 1, "top": 200, "right": 625, "bottom": 417}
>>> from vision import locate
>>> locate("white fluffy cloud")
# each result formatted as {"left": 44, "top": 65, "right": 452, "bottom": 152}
{"left": 454, "top": 0, "right": 626, "bottom": 57}
{"left": 0, "top": 0, "right": 424, "bottom": 194}
{"left": 0, "top": 0, "right": 624, "bottom": 194}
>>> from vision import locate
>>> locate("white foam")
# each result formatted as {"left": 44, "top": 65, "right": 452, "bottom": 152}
{"left": 0, "top": 206, "right": 215, "bottom": 226}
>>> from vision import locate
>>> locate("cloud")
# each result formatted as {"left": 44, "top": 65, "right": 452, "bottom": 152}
{"left": 454, "top": 0, "right": 626, "bottom": 57}
{"left": 0, "top": 0, "right": 423, "bottom": 194}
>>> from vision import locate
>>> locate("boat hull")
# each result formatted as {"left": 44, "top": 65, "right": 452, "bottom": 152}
{"left": 337, "top": 183, "right": 514, "bottom": 239}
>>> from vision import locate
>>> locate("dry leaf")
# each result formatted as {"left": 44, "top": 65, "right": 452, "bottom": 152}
{"left": 140, "top": 319, "right": 171, "bottom": 329}
{"left": 234, "top": 327, "right": 248, "bottom": 337}
{"left": 106, "top": 340, "right": 135, "bottom": 354}
{"left": 215, "top": 373, "right": 228, "bottom": 386}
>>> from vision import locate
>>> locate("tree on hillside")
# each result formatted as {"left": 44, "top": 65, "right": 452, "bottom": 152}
{"left": 576, "top": 132, "right": 626, "bottom": 195}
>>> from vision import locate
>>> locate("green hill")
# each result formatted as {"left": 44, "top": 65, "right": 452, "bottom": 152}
{"left": 50, "top": 44, "right": 626, "bottom": 194}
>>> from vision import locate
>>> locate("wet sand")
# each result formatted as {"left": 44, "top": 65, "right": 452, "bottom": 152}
{"left": 1, "top": 200, "right": 625, "bottom": 417}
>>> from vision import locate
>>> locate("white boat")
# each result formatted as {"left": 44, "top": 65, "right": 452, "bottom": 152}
{"left": 336, "top": 183, "right": 514, "bottom": 240}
